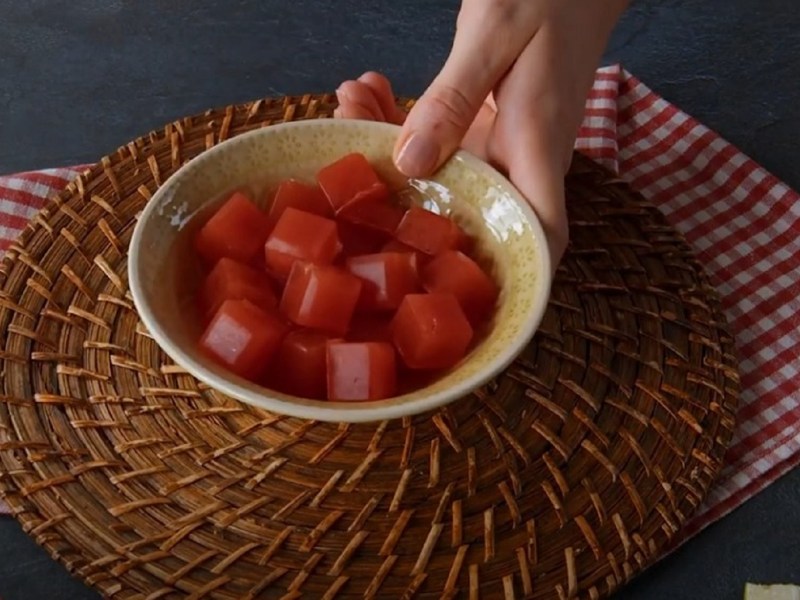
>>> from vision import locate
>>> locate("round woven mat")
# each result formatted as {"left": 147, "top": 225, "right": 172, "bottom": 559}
{"left": 0, "top": 94, "right": 739, "bottom": 600}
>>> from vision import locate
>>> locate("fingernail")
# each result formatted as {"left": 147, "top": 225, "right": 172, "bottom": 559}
{"left": 394, "top": 133, "right": 440, "bottom": 177}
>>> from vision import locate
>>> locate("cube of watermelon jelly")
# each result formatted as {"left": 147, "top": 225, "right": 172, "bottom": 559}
{"left": 267, "top": 179, "right": 332, "bottom": 228}
{"left": 198, "top": 257, "right": 277, "bottom": 320}
{"left": 264, "top": 207, "right": 342, "bottom": 279}
{"left": 270, "top": 330, "right": 331, "bottom": 399}
{"left": 345, "top": 252, "right": 421, "bottom": 311}
{"left": 394, "top": 206, "right": 466, "bottom": 256}
{"left": 337, "top": 220, "right": 389, "bottom": 257}
{"left": 327, "top": 341, "right": 397, "bottom": 401}
{"left": 194, "top": 191, "right": 271, "bottom": 265}
{"left": 422, "top": 250, "right": 498, "bottom": 323}
{"left": 391, "top": 293, "right": 473, "bottom": 370}
{"left": 337, "top": 194, "right": 405, "bottom": 235}
{"left": 199, "top": 299, "right": 287, "bottom": 381}
{"left": 316, "top": 152, "right": 389, "bottom": 212}
{"left": 280, "top": 262, "right": 362, "bottom": 335}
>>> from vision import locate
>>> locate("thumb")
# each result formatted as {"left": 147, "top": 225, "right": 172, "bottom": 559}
{"left": 393, "top": 1, "right": 536, "bottom": 177}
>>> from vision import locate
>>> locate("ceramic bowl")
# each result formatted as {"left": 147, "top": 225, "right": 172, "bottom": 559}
{"left": 128, "top": 119, "right": 551, "bottom": 422}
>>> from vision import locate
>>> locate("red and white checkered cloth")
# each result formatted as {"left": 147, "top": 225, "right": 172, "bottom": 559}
{"left": 1, "top": 66, "right": 798, "bottom": 551}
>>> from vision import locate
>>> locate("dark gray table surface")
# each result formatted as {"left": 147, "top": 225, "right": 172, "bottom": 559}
{"left": 0, "top": 1, "right": 798, "bottom": 599}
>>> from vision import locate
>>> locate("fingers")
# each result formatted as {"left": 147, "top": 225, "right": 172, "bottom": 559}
{"left": 334, "top": 73, "right": 408, "bottom": 125}
{"left": 460, "top": 98, "right": 496, "bottom": 161}
{"left": 357, "top": 72, "right": 406, "bottom": 125}
{"left": 501, "top": 96, "right": 569, "bottom": 267}
{"left": 334, "top": 80, "right": 384, "bottom": 121}
{"left": 491, "top": 31, "right": 575, "bottom": 267}
{"left": 508, "top": 140, "right": 569, "bottom": 269}
{"left": 393, "top": 0, "right": 539, "bottom": 177}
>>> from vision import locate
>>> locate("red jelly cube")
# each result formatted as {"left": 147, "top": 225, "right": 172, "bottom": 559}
{"left": 422, "top": 251, "right": 498, "bottom": 322}
{"left": 327, "top": 341, "right": 397, "bottom": 401}
{"left": 337, "top": 221, "right": 390, "bottom": 257}
{"left": 346, "top": 252, "right": 420, "bottom": 311}
{"left": 199, "top": 257, "right": 278, "bottom": 320}
{"left": 199, "top": 299, "right": 287, "bottom": 380}
{"left": 194, "top": 191, "right": 271, "bottom": 265}
{"left": 267, "top": 179, "right": 333, "bottom": 227}
{"left": 337, "top": 196, "right": 404, "bottom": 235}
{"left": 382, "top": 238, "right": 430, "bottom": 265}
{"left": 264, "top": 207, "right": 342, "bottom": 279}
{"left": 347, "top": 314, "right": 394, "bottom": 343}
{"left": 280, "top": 262, "right": 362, "bottom": 334}
{"left": 391, "top": 293, "right": 473, "bottom": 370}
{"left": 383, "top": 238, "right": 420, "bottom": 254}
{"left": 317, "top": 153, "right": 389, "bottom": 212}
{"left": 270, "top": 330, "right": 330, "bottom": 399}
{"left": 394, "top": 206, "right": 466, "bottom": 256}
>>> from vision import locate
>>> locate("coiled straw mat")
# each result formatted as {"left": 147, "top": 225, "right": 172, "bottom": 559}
{"left": 0, "top": 94, "right": 739, "bottom": 599}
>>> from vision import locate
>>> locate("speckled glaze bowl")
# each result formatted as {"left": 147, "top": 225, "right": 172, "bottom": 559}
{"left": 128, "top": 119, "right": 551, "bottom": 422}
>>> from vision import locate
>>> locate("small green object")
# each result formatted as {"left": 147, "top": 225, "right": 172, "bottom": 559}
{"left": 745, "top": 583, "right": 800, "bottom": 600}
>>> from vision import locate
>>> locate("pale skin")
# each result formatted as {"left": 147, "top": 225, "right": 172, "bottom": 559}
{"left": 334, "top": 0, "right": 630, "bottom": 268}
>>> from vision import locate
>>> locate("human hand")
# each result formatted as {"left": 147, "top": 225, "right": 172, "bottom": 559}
{"left": 334, "top": 0, "right": 628, "bottom": 267}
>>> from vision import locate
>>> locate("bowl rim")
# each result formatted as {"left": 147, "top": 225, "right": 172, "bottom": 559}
{"left": 128, "top": 118, "right": 552, "bottom": 423}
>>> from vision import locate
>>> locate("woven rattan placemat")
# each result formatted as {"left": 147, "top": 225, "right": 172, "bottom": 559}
{"left": 0, "top": 95, "right": 739, "bottom": 599}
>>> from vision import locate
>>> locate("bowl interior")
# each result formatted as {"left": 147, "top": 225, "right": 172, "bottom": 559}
{"left": 129, "top": 119, "right": 550, "bottom": 422}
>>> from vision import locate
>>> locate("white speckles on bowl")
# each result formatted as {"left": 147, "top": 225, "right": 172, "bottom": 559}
{"left": 128, "top": 119, "right": 552, "bottom": 423}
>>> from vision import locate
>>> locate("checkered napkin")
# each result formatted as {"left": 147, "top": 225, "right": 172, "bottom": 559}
{"left": 1, "top": 66, "right": 798, "bottom": 552}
